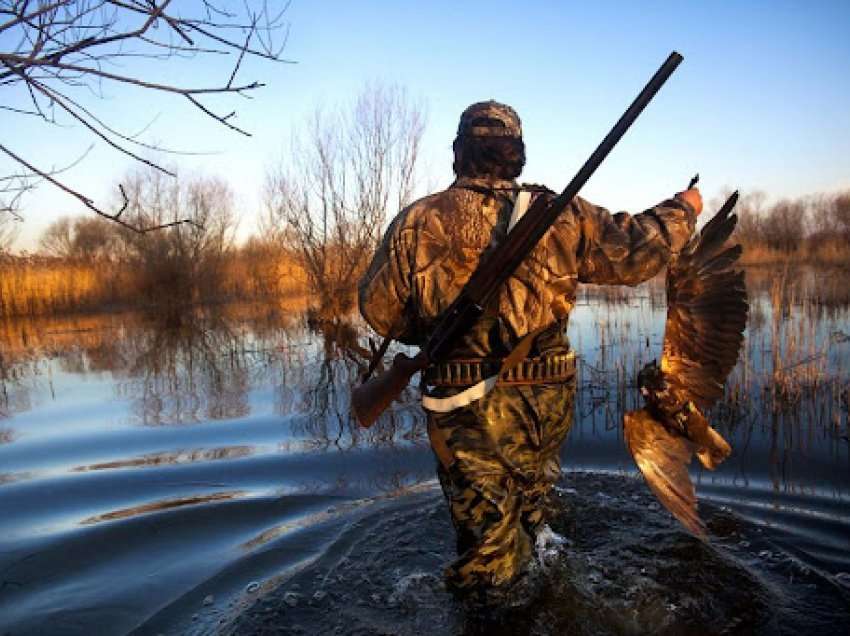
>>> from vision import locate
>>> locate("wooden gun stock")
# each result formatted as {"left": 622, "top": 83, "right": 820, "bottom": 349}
{"left": 351, "top": 351, "right": 428, "bottom": 427}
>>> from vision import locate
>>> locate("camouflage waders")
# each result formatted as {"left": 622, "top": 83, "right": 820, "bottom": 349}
{"left": 427, "top": 376, "right": 576, "bottom": 595}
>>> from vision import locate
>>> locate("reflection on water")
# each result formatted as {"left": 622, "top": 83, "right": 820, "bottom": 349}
{"left": 72, "top": 445, "right": 257, "bottom": 472}
{"left": 571, "top": 269, "right": 850, "bottom": 490}
{"left": 116, "top": 320, "right": 253, "bottom": 425}
{"left": 0, "top": 470, "right": 32, "bottom": 486}
{"left": 0, "top": 268, "right": 848, "bottom": 635}
{"left": 80, "top": 490, "right": 247, "bottom": 525}
{"left": 279, "top": 315, "right": 427, "bottom": 451}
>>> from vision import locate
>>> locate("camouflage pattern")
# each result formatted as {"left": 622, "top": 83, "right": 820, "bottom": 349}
{"left": 358, "top": 119, "right": 698, "bottom": 597}
{"left": 457, "top": 100, "right": 523, "bottom": 138}
{"left": 358, "top": 178, "right": 698, "bottom": 358}
{"left": 430, "top": 379, "right": 576, "bottom": 596}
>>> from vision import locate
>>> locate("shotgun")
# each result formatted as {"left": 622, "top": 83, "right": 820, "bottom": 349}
{"left": 352, "top": 51, "right": 685, "bottom": 427}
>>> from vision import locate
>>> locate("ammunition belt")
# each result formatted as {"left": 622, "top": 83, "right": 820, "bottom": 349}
{"left": 423, "top": 352, "right": 576, "bottom": 387}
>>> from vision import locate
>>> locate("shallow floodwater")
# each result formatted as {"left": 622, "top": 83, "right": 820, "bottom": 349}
{"left": 1, "top": 268, "right": 848, "bottom": 635}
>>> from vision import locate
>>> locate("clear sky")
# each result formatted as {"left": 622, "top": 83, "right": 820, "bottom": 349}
{"left": 3, "top": 0, "right": 849, "bottom": 250}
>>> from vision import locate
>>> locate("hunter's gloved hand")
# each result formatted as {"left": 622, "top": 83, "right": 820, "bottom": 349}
{"left": 677, "top": 188, "right": 703, "bottom": 216}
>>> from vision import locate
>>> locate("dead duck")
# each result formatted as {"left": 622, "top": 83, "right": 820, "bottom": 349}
{"left": 624, "top": 191, "right": 749, "bottom": 538}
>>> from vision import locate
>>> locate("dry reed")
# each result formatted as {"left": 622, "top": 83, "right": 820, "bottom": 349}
{"left": 0, "top": 253, "right": 309, "bottom": 319}
{"left": 738, "top": 240, "right": 850, "bottom": 268}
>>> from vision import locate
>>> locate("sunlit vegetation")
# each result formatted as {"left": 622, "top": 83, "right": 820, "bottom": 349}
{"left": 2, "top": 85, "right": 425, "bottom": 320}
{"left": 0, "top": 166, "right": 310, "bottom": 318}
{"left": 3, "top": 172, "right": 849, "bottom": 320}
{"left": 725, "top": 189, "right": 850, "bottom": 266}
{"left": 263, "top": 85, "right": 425, "bottom": 318}
{"left": 0, "top": 249, "right": 307, "bottom": 319}
{"left": 741, "top": 269, "right": 850, "bottom": 422}
{"left": 1, "top": 261, "right": 847, "bottom": 461}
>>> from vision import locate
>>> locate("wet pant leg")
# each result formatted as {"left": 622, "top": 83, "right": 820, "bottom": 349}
{"left": 429, "top": 379, "right": 576, "bottom": 595}
{"left": 507, "top": 382, "right": 577, "bottom": 534}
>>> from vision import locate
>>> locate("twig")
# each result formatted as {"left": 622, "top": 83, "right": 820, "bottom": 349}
{"left": 0, "top": 143, "right": 199, "bottom": 233}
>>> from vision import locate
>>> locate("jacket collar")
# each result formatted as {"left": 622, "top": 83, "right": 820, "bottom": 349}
{"left": 451, "top": 176, "right": 518, "bottom": 192}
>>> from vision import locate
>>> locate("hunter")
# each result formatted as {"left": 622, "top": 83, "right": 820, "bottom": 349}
{"left": 358, "top": 101, "right": 702, "bottom": 603}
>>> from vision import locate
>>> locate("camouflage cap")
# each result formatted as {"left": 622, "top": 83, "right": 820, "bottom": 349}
{"left": 456, "top": 100, "right": 522, "bottom": 138}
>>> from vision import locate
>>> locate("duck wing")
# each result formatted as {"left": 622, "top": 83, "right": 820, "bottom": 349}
{"left": 661, "top": 192, "right": 749, "bottom": 410}
{"left": 624, "top": 408, "right": 706, "bottom": 539}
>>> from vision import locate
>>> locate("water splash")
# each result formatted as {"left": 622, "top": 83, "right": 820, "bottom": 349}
{"left": 534, "top": 524, "right": 569, "bottom": 569}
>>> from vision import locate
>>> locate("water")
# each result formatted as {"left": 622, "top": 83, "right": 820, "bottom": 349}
{"left": 1, "top": 269, "right": 848, "bottom": 635}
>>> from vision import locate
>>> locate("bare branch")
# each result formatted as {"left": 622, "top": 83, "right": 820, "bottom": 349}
{"left": 1, "top": 0, "right": 292, "bottom": 225}
{"left": 185, "top": 94, "right": 250, "bottom": 136}
{"left": 11, "top": 65, "right": 176, "bottom": 175}
{"left": 0, "top": 143, "right": 198, "bottom": 233}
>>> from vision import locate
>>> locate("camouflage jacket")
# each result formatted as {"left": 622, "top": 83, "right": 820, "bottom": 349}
{"left": 358, "top": 176, "right": 697, "bottom": 358}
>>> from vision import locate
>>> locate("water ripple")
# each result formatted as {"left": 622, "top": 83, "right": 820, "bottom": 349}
{"left": 80, "top": 490, "right": 248, "bottom": 525}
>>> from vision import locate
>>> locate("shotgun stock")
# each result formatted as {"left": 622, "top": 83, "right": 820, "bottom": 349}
{"left": 351, "top": 352, "right": 428, "bottom": 427}
{"left": 352, "top": 51, "right": 684, "bottom": 428}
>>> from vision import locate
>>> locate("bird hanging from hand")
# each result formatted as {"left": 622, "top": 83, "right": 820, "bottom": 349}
{"left": 624, "top": 191, "right": 748, "bottom": 539}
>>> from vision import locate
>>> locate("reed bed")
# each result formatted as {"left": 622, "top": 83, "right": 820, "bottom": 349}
{"left": 737, "top": 240, "right": 850, "bottom": 268}
{"left": 728, "top": 268, "right": 850, "bottom": 427}
{"left": 0, "top": 253, "right": 309, "bottom": 319}
{"left": 2, "top": 256, "right": 848, "bottom": 454}
{"left": 0, "top": 257, "right": 123, "bottom": 317}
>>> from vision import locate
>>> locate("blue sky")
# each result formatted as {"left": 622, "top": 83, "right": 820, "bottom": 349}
{"left": 3, "top": 1, "right": 849, "bottom": 249}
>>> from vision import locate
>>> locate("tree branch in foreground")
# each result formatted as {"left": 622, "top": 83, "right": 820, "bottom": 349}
{"left": 0, "top": 143, "right": 200, "bottom": 233}
{"left": 1, "top": 0, "right": 292, "bottom": 226}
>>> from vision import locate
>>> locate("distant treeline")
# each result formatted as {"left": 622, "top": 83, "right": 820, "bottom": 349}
{"left": 729, "top": 189, "right": 850, "bottom": 266}
{"left": 2, "top": 172, "right": 848, "bottom": 319}
{"left": 0, "top": 85, "right": 426, "bottom": 321}
{"left": 0, "top": 169, "right": 307, "bottom": 319}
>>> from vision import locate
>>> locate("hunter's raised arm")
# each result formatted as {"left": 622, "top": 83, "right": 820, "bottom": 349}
{"left": 574, "top": 192, "right": 701, "bottom": 286}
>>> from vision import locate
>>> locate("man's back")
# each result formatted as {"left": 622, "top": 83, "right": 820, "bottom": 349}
{"left": 359, "top": 175, "right": 696, "bottom": 359}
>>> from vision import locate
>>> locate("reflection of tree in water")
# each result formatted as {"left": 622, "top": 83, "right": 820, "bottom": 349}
{"left": 0, "top": 308, "right": 424, "bottom": 440}
{"left": 113, "top": 313, "right": 255, "bottom": 425}
{"left": 0, "top": 314, "right": 141, "bottom": 420}
{"left": 0, "top": 313, "right": 253, "bottom": 423}
{"left": 72, "top": 445, "right": 256, "bottom": 472}
{"left": 0, "top": 348, "right": 38, "bottom": 420}
{"left": 279, "top": 316, "right": 426, "bottom": 449}
{"left": 0, "top": 351, "right": 8, "bottom": 419}
{"left": 55, "top": 335, "right": 124, "bottom": 375}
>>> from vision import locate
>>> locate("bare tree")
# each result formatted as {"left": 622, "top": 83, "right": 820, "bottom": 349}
{"left": 0, "top": 0, "right": 291, "bottom": 232}
{"left": 264, "top": 84, "right": 426, "bottom": 317}
{"left": 38, "top": 216, "right": 75, "bottom": 257}
{"left": 39, "top": 214, "right": 117, "bottom": 259}
{"left": 821, "top": 190, "right": 850, "bottom": 239}
{"left": 117, "top": 164, "right": 237, "bottom": 306}
{"left": 833, "top": 191, "right": 850, "bottom": 237}
{"left": 763, "top": 198, "right": 807, "bottom": 252}
{"left": 711, "top": 188, "right": 768, "bottom": 246}
{"left": 734, "top": 190, "right": 767, "bottom": 245}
